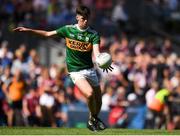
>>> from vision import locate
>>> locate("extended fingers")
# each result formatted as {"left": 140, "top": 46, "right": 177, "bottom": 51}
{"left": 103, "top": 68, "right": 108, "bottom": 73}
{"left": 13, "top": 28, "right": 19, "bottom": 31}
{"left": 13, "top": 27, "right": 25, "bottom": 32}
{"left": 109, "top": 65, "right": 114, "bottom": 69}
{"left": 13, "top": 27, "right": 23, "bottom": 32}
{"left": 102, "top": 65, "right": 114, "bottom": 73}
{"left": 108, "top": 66, "right": 114, "bottom": 71}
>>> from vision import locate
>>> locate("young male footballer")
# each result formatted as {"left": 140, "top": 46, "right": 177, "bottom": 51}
{"left": 14, "top": 5, "right": 113, "bottom": 131}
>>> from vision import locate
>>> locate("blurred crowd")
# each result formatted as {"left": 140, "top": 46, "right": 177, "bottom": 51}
{"left": 0, "top": 0, "right": 180, "bottom": 130}
{"left": 1, "top": 0, "right": 180, "bottom": 35}
{"left": 0, "top": 42, "right": 73, "bottom": 127}
{"left": 100, "top": 36, "right": 180, "bottom": 130}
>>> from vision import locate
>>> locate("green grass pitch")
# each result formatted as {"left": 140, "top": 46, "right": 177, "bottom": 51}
{"left": 0, "top": 127, "right": 180, "bottom": 135}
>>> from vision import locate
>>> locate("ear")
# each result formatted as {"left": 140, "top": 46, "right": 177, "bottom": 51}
{"left": 76, "top": 15, "right": 79, "bottom": 21}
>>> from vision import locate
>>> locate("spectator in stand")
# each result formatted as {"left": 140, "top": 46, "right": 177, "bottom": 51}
{"left": 0, "top": 41, "right": 13, "bottom": 70}
{"left": 39, "top": 89, "right": 56, "bottom": 127}
{"left": 147, "top": 79, "right": 172, "bottom": 129}
{"left": 134, "top": 39, "right": 146, "bottom": 55}
{"left": 168, "top": 0, "right": 178, "bottom": 11}
{"left": 47, "top": 1, "right": 63, "bottom": 27}
{"left": 27, "top": 49, "right": 42, "bottom": 84}
{"left": 108, "top": 86, "right": 129, "bottom": 128}
{"left": 54, "top": 89, "right": 68, "bottom": 127}
{"left": 18, "top": 44, "right": 29, "bottom": 61}
{"left": 27, "top": 49, "right": 38, "bottom": 64}
{"left": 95, "top": 0, "right": 112, "bottom": 11}
{"left": 2, "top": 70, "right": 26, "bottom": 126}
{"left": 0, "top": 66, "right": 12, "bottom": 126}
{"left": 13, "top": 1, "right": 31, "bottom": 25}
{"left": 1, "top": 66, "right": 12, "bottom": 88}
{"left": 111, "top": 0, "right": 128, "bottom": 31}
{"left": 38, "top": 68, "right": 56, "bottom": 127}
{"left": 162, "top": 38, "right": 173, "bottom": 56}
{"left": 155, "top": 54, "right": 168, "bottom": 86}
{"left": 145, "top": 81, "right": 159, "bottom": 128}
{"left": 166, "top": 85, "right": 180, "bottom": 130}
{"left": 37, "top": 67, "right": 54, "bottom": 95}
{"left": 23, "top": 86, "right": 41, "bottom": 126}
{"left": 0, "top": 76, "right": 6, "bottom": 126}
{"left": 33, "top": 0, "right": 49, "bottom": 12}
{"left": 101, "top": 86, "right": 114, "bottom": 111}
{"left": 11, "top": 49, "right": 29, "bottom": 75}
{"left": 170, "top": 70, "right": 179, "bottom": 89}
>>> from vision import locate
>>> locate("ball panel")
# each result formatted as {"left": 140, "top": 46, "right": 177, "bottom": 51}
{"left": 96, "top": 53, "right": 112, "bottom": 69}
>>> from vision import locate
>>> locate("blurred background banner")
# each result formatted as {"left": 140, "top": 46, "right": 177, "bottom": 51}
{"left": 0, "top": 0, "right": 180, "bottom": 130}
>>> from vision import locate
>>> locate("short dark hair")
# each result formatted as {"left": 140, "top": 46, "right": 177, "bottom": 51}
{"left": 76, "top": 5, "right": 91, "bottom": 19}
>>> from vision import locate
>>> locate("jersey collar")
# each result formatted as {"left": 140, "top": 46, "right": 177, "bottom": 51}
{"left": 76, "top": 24, "right": 89, "bottom": 32}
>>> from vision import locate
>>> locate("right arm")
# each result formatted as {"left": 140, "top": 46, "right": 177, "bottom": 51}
{"left": 13, "top": 27, "right": 57, "bottom": 37}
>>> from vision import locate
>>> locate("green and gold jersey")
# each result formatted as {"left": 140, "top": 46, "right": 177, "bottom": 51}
{"left": 56, "top": 24, "right": 100, "bottom": 72}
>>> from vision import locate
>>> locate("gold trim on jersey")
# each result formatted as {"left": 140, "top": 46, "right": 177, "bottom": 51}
{"left": 66, "top": 38, "right": 92, "bottom": 52}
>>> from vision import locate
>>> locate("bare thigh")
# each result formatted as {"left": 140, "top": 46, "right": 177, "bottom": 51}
{"left": 75, "top": 78, "right": 93, "bottom": 98}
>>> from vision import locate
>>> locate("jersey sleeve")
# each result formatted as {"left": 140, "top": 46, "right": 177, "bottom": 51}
{"left": 92, "top": 33, "right": 100, "bottom": 45}
{"left": 56, "top": 26, "right": 67, "bottom": 38}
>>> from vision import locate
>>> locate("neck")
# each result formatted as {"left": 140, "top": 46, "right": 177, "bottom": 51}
{"left": 77, "top": 24, "right": 89, "bottom": 31}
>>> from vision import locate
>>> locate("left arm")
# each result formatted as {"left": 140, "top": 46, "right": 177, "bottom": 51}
{"left": 92, "top": 32, "right": 113, "bottom": 72}
{"left": 93, "top": 44, "right": 100, "bottom": 60}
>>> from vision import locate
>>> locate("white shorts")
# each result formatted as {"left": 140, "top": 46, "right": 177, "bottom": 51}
{"left": 69, "top": 68, "right": 99, "bottom": 87}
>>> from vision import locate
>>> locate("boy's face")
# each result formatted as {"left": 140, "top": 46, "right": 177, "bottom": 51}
{"left": 76, "top": 14, "right": 89, "bottom": 29}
